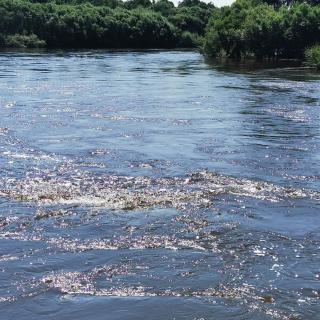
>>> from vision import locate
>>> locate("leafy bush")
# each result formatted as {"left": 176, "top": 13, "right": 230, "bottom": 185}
{"left": 5, "top": 34, "right": 46, "bottom": 48}
{"left": 177, "top": 31, "right": 203, "bottom": 48}
{"left": 305, "top": 44, "right": 320, "bottom": 69}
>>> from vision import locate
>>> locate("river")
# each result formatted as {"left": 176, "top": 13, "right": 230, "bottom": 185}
{"left": 0, "top": 50, "right": 319, "bottom": 319}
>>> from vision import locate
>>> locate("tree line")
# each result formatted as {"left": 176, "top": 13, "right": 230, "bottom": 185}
{"left": 204, "top": 0, "right": 320, "bottom": 60}
{"left": 0, "top": 0, "right": 320, "bottom": 66}
{"left": 0, "top": 0, "right": 213, "bottom": 48}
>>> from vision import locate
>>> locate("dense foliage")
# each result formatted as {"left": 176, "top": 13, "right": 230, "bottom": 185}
{"left": 0, "top": 0, "right": 214, "bottom": 48}
{"left": 1, "top": 0, "right": 319, "bottom": 66}
{"left": 204, "top": 0, "right": 320, "bottom": 59}
{"left": 305, "top": 44, "right": 320, "bottom": 69}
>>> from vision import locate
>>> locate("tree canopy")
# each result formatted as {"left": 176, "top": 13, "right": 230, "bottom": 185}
{"left": 204, "top": 0, "right": 320, "bottom": 59}
{"left": 0, "top": 0, "right": 214, "bottom": 48}
{"left": 1, "top": 0, "right": 320, "bottom": 63}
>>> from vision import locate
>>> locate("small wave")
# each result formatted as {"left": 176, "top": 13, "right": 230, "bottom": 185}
{"left": 0, "top": 296, "right": 16, "bottom": 303}
{"left": 0, "top": 254, "right": 19, "bottom": 262}
{"left": 47, "top": 234, "right": 216, "bottom": 252}
{"left": 0, "top": 171, "right": 318, "bottom": 210}
{"left": 20, "top": 270, "right": 294, "bottom": 320}
{"left": 0, "top": 127, "right": 8, "bottom": 135}
{"left": 267, "top": 107, "right": 310, "bottom": 123}
{"left": 1, "top": 151, "right": 60, "bottom": 162}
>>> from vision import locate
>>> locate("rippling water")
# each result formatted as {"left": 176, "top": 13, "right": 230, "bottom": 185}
{"left": 0, "top": 50, "right": 319, "bottom": 319}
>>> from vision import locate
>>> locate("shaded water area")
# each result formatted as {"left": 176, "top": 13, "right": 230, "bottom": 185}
{"left": 0, "top": 50, "right": 319, "bottom": 319}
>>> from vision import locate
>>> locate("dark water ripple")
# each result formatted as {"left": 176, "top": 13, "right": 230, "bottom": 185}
{"left": 0, "top": 50, "right": 319, "bottom": 319}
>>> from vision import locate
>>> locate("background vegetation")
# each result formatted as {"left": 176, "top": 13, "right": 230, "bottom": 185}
{"left": 0, "top": 0, "right": 213, "bottom": 48}
{"left": 305, "top": 45, "right": 320, "bottom": 69}
{"left": 204, "top": 0, "right": 320, "bottom": 60}
{"left": 0, "top": 0, "right": 319, "bottom": 66}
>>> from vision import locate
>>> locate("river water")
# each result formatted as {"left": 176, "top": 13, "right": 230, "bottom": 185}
{"left": 0, "top": 50, "right": 319, "bottom": 319}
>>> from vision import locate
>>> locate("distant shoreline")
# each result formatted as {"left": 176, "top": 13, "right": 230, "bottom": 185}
{"left": 1, "top": 0, "right": 319, "bottom": 69}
